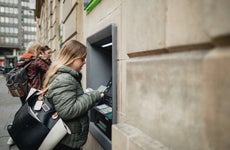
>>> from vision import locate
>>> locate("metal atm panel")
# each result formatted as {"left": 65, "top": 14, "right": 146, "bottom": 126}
{"left": 86, "top": 24, "right": 117, "bottom": 150}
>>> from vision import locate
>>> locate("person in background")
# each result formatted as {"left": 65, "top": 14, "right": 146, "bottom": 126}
{"left": 17, "top": 41, "right": 50, "bottom": 104}
{"left": 40, "top": 45, "right": 55, "bottom": 65}
{"left": 17, "top": 41, "right": 41, "bottom": 104}
{"left": 18, "top": 41, "right": 38, "bottom": 61}
{"left": 27, "top": 45, "right": 50, "bottom": 89}
{"left": 41, "top": 39, "right": 104, "bottom": 150}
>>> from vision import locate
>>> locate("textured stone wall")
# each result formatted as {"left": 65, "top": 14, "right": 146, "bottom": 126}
{"left": 113, "top": 0, "right": 230, "bottom": 150}
{"left": 36, "top": 0, "right": 230, "bottom": 149}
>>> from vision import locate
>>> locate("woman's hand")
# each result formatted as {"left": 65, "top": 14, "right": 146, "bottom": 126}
{"left": 85, "top": 87, "right": 104, "bottom": 98}
{"left": 85, "top": 88, "right": 93, "bottom": 93}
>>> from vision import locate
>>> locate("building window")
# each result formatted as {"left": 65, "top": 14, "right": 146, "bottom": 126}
{"left": 0, "top": 6, "right": 4, "bottom": 13}
{"left": 5, "top": 27, "right": 9, "bottom": 33}
{"left": 14, "top": 18, "right": 18, "bottom": 24}
{"left": 0, "top": 37, "right": 5, "bottom": 43}
{"left": 5, "top": 17, "right": 9, "bottom": 23}
{"left": 0, "top": 16, "right": 4, "bottom": 22}
{"left": 5, "top": 7, "right": 9, "bottom": 13}
{"left": 0, "top": 27, "right": 4, "bottom": 33}
{"left": 5, "top": 37, "right": 9, "bottom": 43}
{"left": 14, "top": 28, "right": 18, "bottom": 34}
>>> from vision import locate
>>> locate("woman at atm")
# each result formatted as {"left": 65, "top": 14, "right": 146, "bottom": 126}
{"left": 41, "top": 39, "right": 104, "bottom": 150}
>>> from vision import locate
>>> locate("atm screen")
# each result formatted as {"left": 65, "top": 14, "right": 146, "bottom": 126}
{"left": 103, "top": 78, "right": 112, "bottom": 106}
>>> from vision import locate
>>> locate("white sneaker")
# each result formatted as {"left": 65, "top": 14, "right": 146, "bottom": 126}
{"left": 7, "top": 137, "right": 14, "bottom": 146}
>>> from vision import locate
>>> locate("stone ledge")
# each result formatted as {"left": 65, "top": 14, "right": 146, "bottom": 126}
{"left": 112, "top": 123, "right": 168, "bottom": 150}
{"left": 127, "top": 42, "right": 214, "bottom": 58}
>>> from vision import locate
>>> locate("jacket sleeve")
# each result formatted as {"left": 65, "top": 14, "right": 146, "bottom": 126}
{"left": 48, "top": 74, "right": 101, "bottom": 121}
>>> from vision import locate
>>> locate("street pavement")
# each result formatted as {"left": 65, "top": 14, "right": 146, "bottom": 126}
{"left": 0, "top": 73, "right": 20, "bottom": 150}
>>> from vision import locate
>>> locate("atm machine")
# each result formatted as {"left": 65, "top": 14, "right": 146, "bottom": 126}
{"left": 86, "top": 24, "right": 117, "bottom": 150}
{"left": 93, "top": 78, "right": 112, "bottom": 139}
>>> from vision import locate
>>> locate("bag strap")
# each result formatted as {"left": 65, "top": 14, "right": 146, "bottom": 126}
{"left": 17, "top": 57, "right": 35, "bottom": 68}
{"left": 23, "top": 61, "right": 32, "bottom": 68}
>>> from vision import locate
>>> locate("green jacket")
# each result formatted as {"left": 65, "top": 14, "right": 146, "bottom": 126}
{"left": 46, "top": 66, "right": 101, "bottom": 148}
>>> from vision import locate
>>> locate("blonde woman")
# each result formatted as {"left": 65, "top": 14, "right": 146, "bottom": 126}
{"left": 18, "top": 41, "right": 50, "bottom": 104}
{"left": 42, "top": 40, "right": 103, "bottom": 150}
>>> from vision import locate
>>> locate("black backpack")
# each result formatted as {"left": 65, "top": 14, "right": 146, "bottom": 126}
{"left": 6, "top": 58, "right": 34, "bottom": 97}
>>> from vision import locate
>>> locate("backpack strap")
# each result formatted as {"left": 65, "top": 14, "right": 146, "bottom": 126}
{"left": 17, "top": 57, "right": 35, "bottom": 68}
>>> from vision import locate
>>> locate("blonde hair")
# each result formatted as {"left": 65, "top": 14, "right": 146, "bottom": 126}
{"left": 26, "top": 41, "right": 42, "bottom": 57}
{"left": 42, "top": 39, "right": 87, "bottom": 90}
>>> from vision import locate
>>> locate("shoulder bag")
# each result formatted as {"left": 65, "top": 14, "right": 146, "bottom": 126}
{"left": 7, "top": 88, "right": 71, "bottom": 150}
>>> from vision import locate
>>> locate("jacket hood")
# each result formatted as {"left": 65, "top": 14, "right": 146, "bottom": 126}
{"left": 56, "top": 66, "right": 82, "bottom": 81}
{"left": 20, "top": 52, "right": 34, "bottom": 60}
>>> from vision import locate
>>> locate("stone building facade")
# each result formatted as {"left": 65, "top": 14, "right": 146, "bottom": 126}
{"left": 35, "top": 0, "right": 230, "bottom": 150}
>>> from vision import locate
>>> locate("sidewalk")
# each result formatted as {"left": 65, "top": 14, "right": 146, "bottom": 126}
{"left": 0, "top": 73, "right": 20, "bottom": 150}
